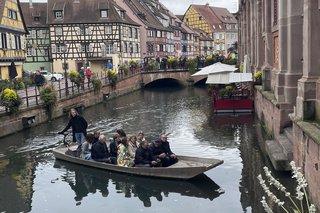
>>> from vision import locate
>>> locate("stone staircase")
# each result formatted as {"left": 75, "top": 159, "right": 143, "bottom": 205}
{"left": 265, "top": 127, "right": 293, "bottom": 171}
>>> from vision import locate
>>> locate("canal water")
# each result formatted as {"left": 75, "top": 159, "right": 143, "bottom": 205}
{"left": 0, "top": 85, "right": 294, "bottom": 213}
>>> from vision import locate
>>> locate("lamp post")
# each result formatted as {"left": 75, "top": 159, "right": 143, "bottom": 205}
{"left": 129, "top": 42, "right": 133, "bottom": 60}
{"left": 62, "top": 44, "right": 69, "bottom": 96}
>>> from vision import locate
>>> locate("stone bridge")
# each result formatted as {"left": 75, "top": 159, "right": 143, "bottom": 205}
{"left": 140, "top": 69, "right": 192, "bottom": 86}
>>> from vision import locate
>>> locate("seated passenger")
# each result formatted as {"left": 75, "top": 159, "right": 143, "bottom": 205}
{"left": 81, "top": 133, "right": 95, "bottom": 160}
{"left": 117, "top": 137, "right": 134, "bottom": 167}
{"left": 149, "top": 134, "right": 177, "bottom": 167}
{"left": 109, "top": 133, "right": 120, "bottom": 164}
{"left": 93, "top": 129, "right": 101, "bottom": 144}
{"left": 128, "top": 135, "right": 138, "bottom": 160}
{"left": 91, "top": 135, "right": 111, "bottom": 163}
{"left": 134, "top": 141, "right": 160, "bottom": 167}
{"left": 137, "top": 131, "right": 146, "bottom": 145}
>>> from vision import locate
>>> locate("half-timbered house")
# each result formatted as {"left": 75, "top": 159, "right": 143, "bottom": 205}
{"left": 21, "top": 2, "right": 51, "bottom": 73}
{"left": 122, "top": 0, "right": 169, "bottom": 58}
{"left": 0, "top": 0, "right": 27, "bottom": 80}
{"left": 183, "top": 3, "right": 237, "bottom": 55}
{"left": 47, "top": 0, "right": 140, "bottom": 73}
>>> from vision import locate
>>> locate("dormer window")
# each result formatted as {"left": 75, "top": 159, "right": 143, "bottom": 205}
{"left": 8, "top": 9, "right": 17, "bottom": 20}
{"left": 100, "top": 9, "right": 108, "bottom": 18}
{"left": 120, "top": 11, "right": 125, "bottom": 19}
{"left": 34, "top": 16, "right": 40, "bottom": 22}
{"left": 55, "top": 11, "right": 63, "bottom": 19}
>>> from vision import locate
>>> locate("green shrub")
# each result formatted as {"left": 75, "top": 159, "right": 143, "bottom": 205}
{"left": 0, "top": 80, "right": 13, "bottom": 92}
{"left": 119, "top": 64, "right": 129, "bottom": 76}
{"left": 129, "top": 60, "right": 138, "bottom": 68}
{"left": 40, "top": 84, "right": 57, "bottom": 117}
{"left": 12, "top": 78, "right": 25, "bottom": 90}
{"left": 186, "top": 58, "right": 198, "bottom": 74}
{"left": 0, "top": 88, "right": 22, "bottom": 113}
{"left": 225, "top": 85, "right": 233, "bottom": 92}
{"left": 91, "top": 77, "right": 102, "bottom": 94}
{"left": 106, "top": 69, "right": 117, "bottom": 89}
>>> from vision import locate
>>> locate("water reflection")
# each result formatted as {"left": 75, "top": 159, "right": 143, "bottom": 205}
{"left": 53, "top": 160, "right": 224, "bottom": 207}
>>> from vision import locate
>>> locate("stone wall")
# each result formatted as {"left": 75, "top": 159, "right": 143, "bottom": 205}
{"left": 0, "top": 74, "right": 142, "bottom": 138}
{"left": 293, "top": 121, "right": 320, "bottom": 208}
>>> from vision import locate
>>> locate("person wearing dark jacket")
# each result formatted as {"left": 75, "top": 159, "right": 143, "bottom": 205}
{"left": 134, "top": 141, "right": 159, "bottom": 167}
{"left": 34, "top": 70, "right": 45, "bottom": 91}
{"left": 91, "top": 135, "right": 111, "bottom": 163}
{"left": 150, "top": 134, "right": 177, "bottom": 167}
{"left": 58, "top": 108, "right": 88, "bottom": 145}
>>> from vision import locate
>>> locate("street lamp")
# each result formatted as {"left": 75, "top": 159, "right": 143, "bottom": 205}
{"left": 62, "top": 44, "right": 69, "bottom": 96}
{"left": 129, "top": 42, "right": 133, "bottom": 60}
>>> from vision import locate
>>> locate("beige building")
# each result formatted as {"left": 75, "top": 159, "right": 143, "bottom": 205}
{"left": 238, "top": 0, "right": 320, "bottom": 209}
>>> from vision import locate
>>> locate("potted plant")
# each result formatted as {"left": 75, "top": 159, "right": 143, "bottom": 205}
{"left": 0, "top": 88, "right": 22, "bottom": 113}
{"left": 40, "top": 84, "right": 57, "bottom": 119}
{"left": 91, "top": 76, "right": 102, "bottom": 94}
{"left": 254, "top": 69, "right": 262, "bottom": 85}
{"left": 186, "top": 58, "right": 198, "bottom": 74}
{"left": 68, "top": 71, "right": 82, "bottom": 90}
{"left": 168, "top": 57, "right": 178, "bottom": 69}
{"left": 119, "top": 64, "right": 129, "bottom": 77}
{"left": 106, "top": 69, "right": 117, "bottom": 89}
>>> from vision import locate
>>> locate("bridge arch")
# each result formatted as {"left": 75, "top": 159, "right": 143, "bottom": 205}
{"left": 141, "top": 70, "right": 191, "bottom": 86}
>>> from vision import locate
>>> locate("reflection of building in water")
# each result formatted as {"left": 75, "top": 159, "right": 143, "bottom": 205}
{"left": 239, "top": 122, "right": 296, "bottom": 212}
{"left": 55, "top": 161, "right": 224, "bottom": 207}
{"left": 0, "top": 154, "right": 35, "bottom": 212}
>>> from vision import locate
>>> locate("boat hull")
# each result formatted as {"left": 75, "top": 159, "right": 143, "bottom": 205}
{"left": 53, "top": 146, "right": 223, "bottom": 180}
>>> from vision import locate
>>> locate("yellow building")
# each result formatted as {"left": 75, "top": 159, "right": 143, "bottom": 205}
{"left": 183, "top": 4, "right": 237, "bottom": 55}
{"left": 0, "top": 0, "right": 27, "bottom": 80}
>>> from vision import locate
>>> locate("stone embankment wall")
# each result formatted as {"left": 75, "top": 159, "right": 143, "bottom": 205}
{"left": 0, "top": 74, "right": 143, "bottom": 138}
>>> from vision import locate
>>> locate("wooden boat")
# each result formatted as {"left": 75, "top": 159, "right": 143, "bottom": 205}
{"left": 52, "top": 145, "right": 223, "bottom": 180}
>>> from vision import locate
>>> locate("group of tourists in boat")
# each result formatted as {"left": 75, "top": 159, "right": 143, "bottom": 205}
{"left": 58, "top": 108, "right": 178, "bottom": 168}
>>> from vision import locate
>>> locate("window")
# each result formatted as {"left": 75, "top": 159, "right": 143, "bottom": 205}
{"left": 105, "top": 43, "right": 113, "bottom": 54}
{"left": 8, "top": 9, "right": 17, "bottom": 20}
{"left": 105, "top": 26, "right": 112, "bottom": 34}
{"left": 56, "top": 44, "right": 64, "bottom": 53}
{"left": 15, "top": 35, "right": 21, "bottom": 49}
{"left": 27, "top": 48, "right": 33, "bottom": 56}
{"left": 34, "top": 16, "right": 40, "bottom": 22}
{"left": 81, "top": 43, "right": 90, "bottom": 52}
{"left": 37, "top": 30, "right": 43, "bottom": 38}
{"left": 199, "top": 16, "right": 202, "bottom": 20}
{"left": 120, "top": 11, "right": 125, "bottom": 18}
{"left": 129, "top": 28, "right": 133, "bottom": 38}
{"left": 0, "top": 33, "right": 7, "bottom": 49}
{"left": 55, "top": 11, "right": 63, "bottom": 19}
{"left": 55, "top": 27, "right": 63, "bottom": 35}
{"left": 100, "top": 9, "right": 108, "bottom": 18}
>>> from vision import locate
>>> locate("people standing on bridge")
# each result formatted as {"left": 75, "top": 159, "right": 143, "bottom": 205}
{"left": 85, "top": 67, "right": 92, "bottom": 87}
{"left": 34, "top": 70, "right": 45, "bottom": 92}
{"left": 58, "top": 108, "right": 88, "bottom": 146}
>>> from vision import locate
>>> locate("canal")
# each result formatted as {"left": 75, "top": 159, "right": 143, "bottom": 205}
{"left": 0, "top": 85, "right": 294, "bottom": 213}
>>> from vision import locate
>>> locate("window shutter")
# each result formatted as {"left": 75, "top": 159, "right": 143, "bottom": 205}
{"left": 0, "top": 33, "right": 2, "bottom": 48}
{"left": 52, "top": 44, "right": 56, "bottom": 53}
{"left": 20, "top": 35, "right": 25, "bottom": 50}
{"left": 88, "top": 44, "right": 93, "bottom": 52}
{"left": 32, "top": 48, "right": 36, "bottom": 56}
{"left": 6, "top": 33, "right": 10, "bottom": 49}
{"left": 11, "top": 34, "right": 16, "bottom": 49}
{"left": 101, "top": 43, "right": 106, "bottom": 56}
{"left": 113, "top": 43, "right": 117, "bottom": 53}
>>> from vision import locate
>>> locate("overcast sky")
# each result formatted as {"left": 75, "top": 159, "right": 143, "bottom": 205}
{"left": 20, "top": 0, "right": 238, "bottom": 15}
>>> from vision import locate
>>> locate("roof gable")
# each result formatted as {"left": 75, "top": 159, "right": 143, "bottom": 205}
{"left": 47, "top": 0, "right": 139, "bottom": 26}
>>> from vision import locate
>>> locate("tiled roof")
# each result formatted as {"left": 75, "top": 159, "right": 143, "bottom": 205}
{"left": 0, "top": 0, "right": 28, "bottom": 33}
{"left": 190, "top": 4, "right": 222, "bottom": 31}
{"left": 210, "top": 7, "right": 237, "bottom": 24}
{"left": 47, "top": 0, "right": 139, "bottom": 26}
{"left": 21, "top": 3, "right": 47, "bottom": 27}
{"left": 124, "top": 0, "right": 167, "bottom": 31}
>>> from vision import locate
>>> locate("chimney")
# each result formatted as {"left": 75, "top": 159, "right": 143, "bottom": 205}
{"left": 29, "top": 0, "right": 33, "bottom": 8}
